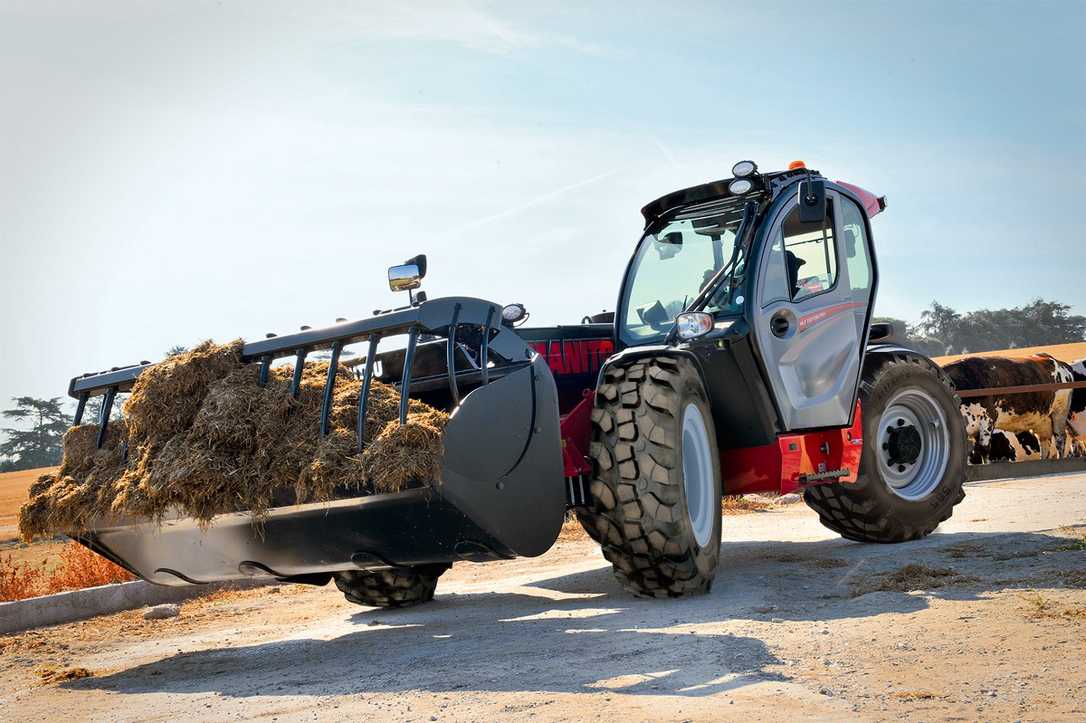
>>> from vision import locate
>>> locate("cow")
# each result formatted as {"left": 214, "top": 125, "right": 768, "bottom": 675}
{"left": 1068, "top": 358, "right": 1086, "bottom": 457}
{"left": 944, "top": 353, "right": 1075, "bottom": 463}
{"left": 987, "top": 429, "right": 1042, "bottom": 463}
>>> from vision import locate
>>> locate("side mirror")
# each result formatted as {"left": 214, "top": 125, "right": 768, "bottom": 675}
{"left": 388, "top": 254, "right": 427, "bottom": 292}
{"left": 798, "top": 179, "right": 826, "bottom": 224}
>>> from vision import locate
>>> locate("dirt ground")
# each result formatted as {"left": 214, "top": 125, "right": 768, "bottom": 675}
{"left": 0, "top": 473, "right": 1083, "bottom": 721}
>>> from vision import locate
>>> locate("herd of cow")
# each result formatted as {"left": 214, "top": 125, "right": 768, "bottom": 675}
{"left": 944, "top": 353, "right": 1086, "bottom": 464}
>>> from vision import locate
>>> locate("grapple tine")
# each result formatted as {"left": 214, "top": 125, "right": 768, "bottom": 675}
{"left": 446, "top": 303, "right": 462, "bottom": 407}
{"left": 291, "top": 348, "right": 306, "bottom": 398}
{"left": 356, "top": 335, "right": 380, "bottom": 452}
{"left": 320, "top": 341, "right": 343, "bottom": 437}
{"left": 480, "top": 306, "right": 494, "bottom": 385}
{"left": 74, "top": 392, "right": 89, "bottom": 426}
{"left": 258, "top": 355, "right": 271, "bottom": 387}
{"left": 399, "top": 328, "right": 418, "bottom": 426}
{"left": 96, "top": 386, "right": 117, "bottom": 449}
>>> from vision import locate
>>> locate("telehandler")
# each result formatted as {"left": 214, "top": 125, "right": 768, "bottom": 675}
{"left": 67, "top": 161, "right": 966, "bottom": 606}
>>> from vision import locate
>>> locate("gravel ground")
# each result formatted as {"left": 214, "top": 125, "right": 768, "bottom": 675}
{"left": 1, "top": 473, "right": 1084, "bottom": 722}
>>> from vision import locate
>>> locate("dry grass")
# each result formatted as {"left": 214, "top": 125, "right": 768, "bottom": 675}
{"left": 20, "top": 341, "right": 448, "bottom": 541}
{"left": 891, "top": 690, "right": 944, "bottom": 701}
{"left": 0, "top": 542, "right": 134, "bottom": 601}
{"left": 0, "top": 467, "right": 56, "bottom": 541}
{"left": 45, "top": 542, "right": 134, "bottom": 593}
{"left": 851, "top": 564, "right": 972, "bottom": 597}
{"left": 1020, "top": 592, "right": 1086, "bottom": 621}
{"left": 0, "top": 553, "right": 47, "bottom": 602}
{"left": 722, "top": 495, "right": 774, "bottom": 514}
{"left": 36, "top": 666, "right": 94, "bottom": 685}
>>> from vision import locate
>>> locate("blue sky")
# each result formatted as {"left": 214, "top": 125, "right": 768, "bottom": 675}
{"left": 1, "top": 1, "right": 1084, "bottom": 418}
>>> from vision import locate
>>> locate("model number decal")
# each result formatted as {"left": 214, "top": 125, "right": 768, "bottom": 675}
{"left": 528, "top": 339, "right": 614, "bottom": 375}
{"left": 798, "top": 302, "right": 864, "bottom": 333}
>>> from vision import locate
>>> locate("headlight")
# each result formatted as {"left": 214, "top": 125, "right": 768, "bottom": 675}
{"left": 731, "top": 160, "right": 757, "bottom": 177}
{"left": 675, "top": 312, "right": 714, "bottom": 340}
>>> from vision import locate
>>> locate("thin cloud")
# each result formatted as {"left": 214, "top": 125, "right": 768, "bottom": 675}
{"left": 446, "top": 166, "right": 620, "bottom": 237}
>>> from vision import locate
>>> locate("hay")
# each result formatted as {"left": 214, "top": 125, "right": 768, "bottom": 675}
{"left": 19, "top": 341, "right": 448, "bottom": 541}
{"left": 850, "top": 564, "right": 971, "bottom": 597}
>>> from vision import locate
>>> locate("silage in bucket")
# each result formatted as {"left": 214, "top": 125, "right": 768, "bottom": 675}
{"left": 19, "top": 341, "right": 448, "bottom": 542}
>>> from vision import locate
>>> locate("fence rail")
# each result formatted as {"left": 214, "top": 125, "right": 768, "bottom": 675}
{"left": 956, "top": 380, "right": 1086, "bottom": 398}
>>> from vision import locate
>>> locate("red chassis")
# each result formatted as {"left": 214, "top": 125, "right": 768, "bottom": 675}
{"left": 558, "top": 393, "right": 863, "bottom": 497}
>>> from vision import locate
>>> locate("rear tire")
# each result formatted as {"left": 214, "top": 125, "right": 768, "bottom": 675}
{"left": 803, "top": 352, "right": 966, "bottom": 542}
{"left": 334, "top": 563, "right": 450, "bottom": 608}
{"left": 577, "top": 356, "right": 722, "bottom": 598}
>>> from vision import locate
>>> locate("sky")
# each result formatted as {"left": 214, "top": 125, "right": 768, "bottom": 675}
{"left": 1, "top": 0, "right": 1084, "bottom": 424}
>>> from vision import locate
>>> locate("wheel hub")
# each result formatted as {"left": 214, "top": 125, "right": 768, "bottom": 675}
{"left": 885, "top": 423, "right": 922, "bottom": 467}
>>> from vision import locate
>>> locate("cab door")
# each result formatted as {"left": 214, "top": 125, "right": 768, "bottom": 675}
{"left": 751, "top": 190, "right": 872, "bottom": 430}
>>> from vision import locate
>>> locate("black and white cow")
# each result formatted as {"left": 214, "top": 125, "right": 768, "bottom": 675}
{"left": 987, "top": 429, "right": 1042, "bottom": 462}
{"left": 944, "top": 353, "right": 1075, "bottom": 463}
{"left": 1068, "top": 357, "right": 1086, "bottom": 457}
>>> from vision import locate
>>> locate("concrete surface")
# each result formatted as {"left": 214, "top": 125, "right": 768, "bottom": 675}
{"left": 0, "top": 579, "right": 266, "bottom": 634}
{"left": 1, "top": 472, "right": 1084, "bottom": 721}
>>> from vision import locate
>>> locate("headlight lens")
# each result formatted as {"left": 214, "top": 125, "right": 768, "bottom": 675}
{"left": 675, "top": 312, "right": 714, "bottom": 340}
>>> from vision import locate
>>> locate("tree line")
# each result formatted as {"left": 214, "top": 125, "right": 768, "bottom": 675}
{"left": 0, "top": 346, "right": 185, "bottom": 473}
{"left": 876, "top": 298, "right": 1086, "bottom": 358}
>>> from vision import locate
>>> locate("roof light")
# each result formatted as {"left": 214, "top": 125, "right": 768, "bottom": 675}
{"left": 728, "top": 178, "right": 753, "bottom": 195}
{"left": 731, "top": 160, "right": 757, "bottom": 177}
{"left": 788, "top": 160, "right": 806, "bottom": 170}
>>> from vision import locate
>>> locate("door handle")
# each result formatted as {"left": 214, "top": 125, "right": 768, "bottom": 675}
{"left": 770, "top": 314, "right": 791, "bottom": 338}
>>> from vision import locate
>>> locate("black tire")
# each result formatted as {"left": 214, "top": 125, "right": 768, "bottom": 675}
{"left": 803, "top": 352, "right": 966, "bottom": 543}
{"left": 333, "top": 564, "right": 450, "bottom": 608}
{"left": 576, "top": 355, "right": 722, "bottom": 598}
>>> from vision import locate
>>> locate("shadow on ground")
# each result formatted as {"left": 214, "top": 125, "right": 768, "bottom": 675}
{"left": 72, "top": 527, "right": 1083, "bottom": 700}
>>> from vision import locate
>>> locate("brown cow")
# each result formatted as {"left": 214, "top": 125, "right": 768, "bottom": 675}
{"left": 943, "top": 353, "right": 1075, "bottom": 463}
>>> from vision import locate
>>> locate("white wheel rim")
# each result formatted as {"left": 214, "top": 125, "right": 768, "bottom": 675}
{"left": 682, "top": 403, "right": 715, "bottom": 548}
{"left": 877, "top": 388, "right": 951, "bottom": 501}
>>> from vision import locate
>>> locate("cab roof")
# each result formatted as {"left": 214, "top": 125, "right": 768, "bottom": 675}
{"left": 641, "top": 166, "right": 885, "bottom": 225}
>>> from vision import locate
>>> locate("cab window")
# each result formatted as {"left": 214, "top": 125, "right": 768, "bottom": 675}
{"left": 841, "top": 199, "right": 872, "bottom": 303}
{"left": 780, "top": 201, "right": 836, "bottom": 301}
{"left": 762, "top": 200, "right": 838, "bottom": 305}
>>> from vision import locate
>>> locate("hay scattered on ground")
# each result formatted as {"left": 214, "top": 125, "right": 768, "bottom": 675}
{"left": 37, "top": 666, "right": 94, "bottom": 684}
{"left": 19, "top": 341, "right": 448, "bottom": 541}
{"left": 722, "top": 495, "right": 775, "bottom": 514}
{"left": 850, "top": 564, "right": 970, "bottom": 597}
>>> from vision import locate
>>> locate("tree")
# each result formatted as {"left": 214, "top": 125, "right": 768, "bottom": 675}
{"left": 165, "top": 345, "right": 188, "bottom": 358}
{"left": 910, "top": 298, "right": 1086, "bottom": 355}
{"left": 83, "top": 393, "right": 127, "bottom": 424}
{"left": 0, "top": 397, "right": 70, "bottom": 470}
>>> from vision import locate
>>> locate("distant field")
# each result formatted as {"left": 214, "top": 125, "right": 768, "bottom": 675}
{"left": 934, "top": 341, "right": 1086, "bottom": 366}
{"left": 0, "top": 467, "right": 54, "bottom": 542}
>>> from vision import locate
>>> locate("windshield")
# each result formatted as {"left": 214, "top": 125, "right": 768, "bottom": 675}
{"left": 619, "top": 204, "right": 746, "bottom": 346}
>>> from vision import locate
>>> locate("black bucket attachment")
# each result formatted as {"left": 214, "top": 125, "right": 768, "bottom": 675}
{"left": 68, "top": 297, "right": 566, "bottom": 586}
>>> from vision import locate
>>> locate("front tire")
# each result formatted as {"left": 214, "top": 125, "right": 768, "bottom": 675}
{"left": 334, "top": 564, "right": 450, "bottom": 608}
{"left": 804, "top": 352, "right": 966, "bottom": 542}
{"left": 577, "top": 356, "right": 722, "bottom": 598}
